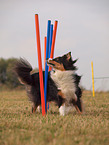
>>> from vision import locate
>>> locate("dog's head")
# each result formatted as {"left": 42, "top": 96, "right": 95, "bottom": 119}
{"left": 47, "top": 52, "right": 78, "bottom": 71}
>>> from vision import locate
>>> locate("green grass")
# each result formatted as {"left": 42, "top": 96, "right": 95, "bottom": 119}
{"left": 0, "top": 90, "right": 109, "bottom": 145}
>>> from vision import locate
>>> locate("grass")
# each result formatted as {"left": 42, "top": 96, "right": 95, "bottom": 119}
{"left": 0, "top": 89, "right": 109, "bottom": 145}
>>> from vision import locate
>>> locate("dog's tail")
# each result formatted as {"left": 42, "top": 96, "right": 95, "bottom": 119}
{"left": 14, "top": 58, "right": 32, "bottom": 85}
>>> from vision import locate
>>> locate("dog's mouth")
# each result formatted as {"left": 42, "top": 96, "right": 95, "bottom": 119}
{"left": 47, "top": 59, "right": 55, "bottom": 68}
{"left": 47, "top": 62, "right": 55, "bottom": 66}
{"left": 47, "top": 58, "right": 65, "bottom": 71}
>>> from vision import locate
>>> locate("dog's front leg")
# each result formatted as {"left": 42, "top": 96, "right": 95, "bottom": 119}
{"left": 59, "top": 104, "right": 66, "bottom": 116}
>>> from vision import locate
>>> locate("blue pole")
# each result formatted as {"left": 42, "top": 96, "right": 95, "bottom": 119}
{"left": 49, "top": 24, "right": 53, "bottom": 58}
{"left": 47, "top": 24, "right": 53, "bottom": 110}
{"left": 44, "top": 20, "right": 51, "bottom": 112}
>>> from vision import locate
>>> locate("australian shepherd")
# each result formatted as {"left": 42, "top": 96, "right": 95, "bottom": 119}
{"left": 14, "top": 52, "right": 83, "bottom": 116}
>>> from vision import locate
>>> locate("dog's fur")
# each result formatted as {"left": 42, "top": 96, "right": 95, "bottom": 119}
{"left": 47, "top": 52, "right": 83, "bottom": 115}
{"left": 14, "top": 52, "right": 83, "bottom": 115}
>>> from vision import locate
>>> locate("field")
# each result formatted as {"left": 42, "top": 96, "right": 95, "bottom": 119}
{"left": 0, "top": 89, "right": 109, "bottom": 145}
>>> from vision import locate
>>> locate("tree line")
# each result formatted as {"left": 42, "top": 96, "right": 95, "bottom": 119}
{"left": 0, "top": 58, "right": 21, "bottom": 88}
{"left": 0, "top": 57, "right": 85, "bottom": 90}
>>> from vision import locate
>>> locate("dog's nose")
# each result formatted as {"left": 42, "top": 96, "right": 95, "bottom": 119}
{"left": 48, "top": 58, "right": 52, "bottom": 60}
{"left": 47, "top": 58, "right": 52, "bottom": 62}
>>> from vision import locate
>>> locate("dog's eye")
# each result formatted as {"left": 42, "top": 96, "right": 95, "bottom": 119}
{"left": 55, "top": 58, "right": 59, "bottom": 61}
{"left": 57, "top": 57, "right": 60, "bottom": 61}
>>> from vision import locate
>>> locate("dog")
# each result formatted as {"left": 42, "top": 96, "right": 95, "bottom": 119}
{"left": 47, "top": 52, "right": 83, "bottom": 115}
{"left": 14, "top": 52, "right": 83, "bottom": 115}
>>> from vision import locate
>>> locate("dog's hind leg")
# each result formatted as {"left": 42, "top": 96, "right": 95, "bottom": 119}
{"left": 32, "top": 103, "right": 38, "bottom": 113}
{"left": 72, "top": 98, "right": 84, "bottom": 114}
{"left": 75, "top": 98, "right": 84, "bottom": 114}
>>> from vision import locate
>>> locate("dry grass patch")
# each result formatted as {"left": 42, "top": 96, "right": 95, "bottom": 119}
{"left": 0, "top": 90, "right": 109, "bottom": 145}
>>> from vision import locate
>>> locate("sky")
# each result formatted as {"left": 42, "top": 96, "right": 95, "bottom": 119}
{"left": 0, "top": 0, "right": 109, "bottom": 91}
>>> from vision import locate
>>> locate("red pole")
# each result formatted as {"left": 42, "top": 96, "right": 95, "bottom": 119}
{"left": 35, "top": 14, "right": 46, "bottom": 116}
{"left": 49, "top": 21, "right": 58, "bottom": 71}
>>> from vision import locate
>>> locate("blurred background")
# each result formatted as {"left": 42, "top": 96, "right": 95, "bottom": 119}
{"left": 0, "top": 0, "right": 109, "bottom": 91}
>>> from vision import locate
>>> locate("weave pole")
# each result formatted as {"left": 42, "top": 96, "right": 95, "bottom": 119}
{"left": 47, "top": 24, "right": 53, "bottom": 110}
{"left": 44, "top": 20, "right": 51, "bottom": 112}
{"left": 49, "top": 24, "right": 53, "bottom": 58}
{"left": 49, "top": 21, "right": 58, "bottom": 71}
{"left": 91, "top": 61, "right": 95, "bottom": 97}
{"left": 35, "top": 14, "right": 46, "bottom": 116}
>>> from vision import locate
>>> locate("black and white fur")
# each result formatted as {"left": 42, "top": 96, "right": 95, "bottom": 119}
{"left": 14, "top": 52, "right": 83, "bottom": 115}
{"left": 47, "top": 52, "right": 83, "bottom": 115}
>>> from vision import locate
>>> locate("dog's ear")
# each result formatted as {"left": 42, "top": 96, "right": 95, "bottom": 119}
{"left": 66, "top": 52, "right": 71, "bottom": 60}
{"left": 72, "top": 59, "right": 78, "bottom": 64}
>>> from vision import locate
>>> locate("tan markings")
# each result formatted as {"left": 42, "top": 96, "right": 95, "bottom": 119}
{"left": 66, "top": 52, "right": 71, "bottom": 61}
{"left": 58, "top": 90, "right": 66, "bottom": 99}
{"left": 72, "top": 98, "right": 83, "bottom": 114}
{"left": 48, "top": 60, "right": 65, "bottom": 71}
{"left": 74, "top": 105, "right": 82, "bottom": 114}
{"left": 55, "top": 62, "right": 65, "bottom": 71}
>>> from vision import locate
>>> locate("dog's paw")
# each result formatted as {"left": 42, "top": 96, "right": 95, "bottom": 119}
{"left": 59, "top": 105, "right": 65, "bottom": 116}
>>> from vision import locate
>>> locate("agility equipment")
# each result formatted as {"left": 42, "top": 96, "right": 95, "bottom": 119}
{"left": 44, "top": 20, "right": 51, "bottom": 112}
{"left": 91, "top": 61, "right": 95, "bottom": 97}
{"left": 35, "top": 14, "right": 58, "bottom": 115}
{"left": 35, "top": 14, "right": 46, "bottom": 115}
{"left": 49, "top": 21, "right": 58, "bottom": 71}
{"left": 49, "top": 24, "right": 53, "bottom": 58}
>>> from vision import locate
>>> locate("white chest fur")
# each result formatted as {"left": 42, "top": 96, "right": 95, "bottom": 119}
{"left": 51, "top": 70, "right": 76, "bottom": 101}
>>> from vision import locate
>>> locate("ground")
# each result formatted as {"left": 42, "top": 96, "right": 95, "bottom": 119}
{"left": 0, "top": 89, "right": 109, "bottom": 145}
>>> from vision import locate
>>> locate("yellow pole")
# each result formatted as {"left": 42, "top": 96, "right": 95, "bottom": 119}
{"left": 91, "top": 61, "right": 95, "bottom": 97}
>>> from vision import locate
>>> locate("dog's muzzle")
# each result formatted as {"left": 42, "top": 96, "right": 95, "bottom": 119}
{"left": 47, "top": 58, "right": 55, "bottom": 67}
